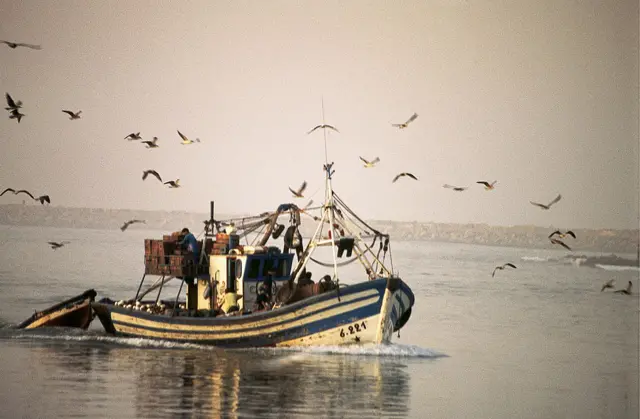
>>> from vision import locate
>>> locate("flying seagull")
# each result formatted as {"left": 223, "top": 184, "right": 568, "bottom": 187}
{"left": 8, "top": 108, "right": 25, "bottom": 123}
{"left": 392, "top": 173, "right": 418, "bottom": 183}
{"left": 125, "top": 132, "right": 141, "bottom": 141}
{"left": 62, "top": 110, "right": 82, "bottom": 120}
{"left": 35, "top": 195, "right": 50, "bottom": 205}
{"left": 5, "top": 93, "right": 22, "bottom": 111}
{"left": 530, "top": 194, "right": 562, "bottom": 210}
{"left": 359, "top": 156, "right": 380, "bottom": 168}
{"left": 0, "top": 188, "right": 35, "bottom": 200}
{"left": 289, "top": 181, "right": 307, "bottom": 198}
{"left": 443, "top": 184, "right": 468, "bottom": 192}
{"left": 1, "top": 40, "right": 41, "bottom": 50}
{"left": 548, "top": 230, "right": 576, "bottom": 240}
{"left": 141, "top": 137, "right": 159, "bottom": 148}
{"left": 307, "top": 124, "right": 339, "bottom": 135}
{"left": 492, "top": 263, "right": 517, "bottom": 278}
{"left": 120, "top": 219, "right": 146, "bottom": 232}
{"left": 477, "top": 181, "right": 497, "bottom": 190}
{"left": 550, "top": 237, "right": 572, "bottom": 251}
{"left": 177, "top": 130, "right": 200, "bottom": 145}
{"left": 142, "top": 170, "right": 162, "bottom": 182}
{"left": 48, "top": 241, "right": 69, "bottom": 250}
{"left": 613, "top": 281, "right": 633, "bottom": 295}
{"left": 164, "top": 179, "right": 180, "bottom": 188}
{"left": 600, "top": 279, "right": 615, "bottom": 292}
{"left": 392, "top": 113, "right": 418, "bottom": 129}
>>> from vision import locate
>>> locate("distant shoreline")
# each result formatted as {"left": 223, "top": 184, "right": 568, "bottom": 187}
{"left": 0, "top": 204, "right": 637, "bottom": 254}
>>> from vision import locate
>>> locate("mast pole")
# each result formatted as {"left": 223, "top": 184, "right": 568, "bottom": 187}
{"left": 321, "top": 98, "right": 340, "bottom": 282}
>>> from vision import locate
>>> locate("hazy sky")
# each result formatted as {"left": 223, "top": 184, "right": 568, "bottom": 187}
{"left": 0, "top": 1, "right": 638, "bottom": 229}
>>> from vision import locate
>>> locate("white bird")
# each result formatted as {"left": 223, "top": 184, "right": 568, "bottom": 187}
{"left": 359, "top": 156, "right": 380, "bottom": 168}
{"left": 142, "top": 170, "right": 162, "bottom": 183}
{"left": 307, "top": 124, "right": 339, "bottom": 135}
{"left": 477, "top": 181, "right": 497, "bottom": 190}
{"left": 125, "top": 132, "right": 141, "bottom": 141}
{"left": 392, "top": 113, "right": 418, "bottom": 129}
{"left": 530, "top": 194, "right": 562, "bottom": 210}
{"left": 548, "top": 230, "right": 576, "bottom": 240}
{"left": 1, "top": 40, "right": 41, "bottom": 50}
{"left": 177, "top": 130, "right": 200, "bottom": 145}
{"left": 600, "top": 279, "right": 615, "bottom": 292}
{"left": 392, "top": 173, "right": 418, "bottom": 183}
{"left": 1, "top": 188, "right": 35, "bottom": 199}
{"left": 492, "top": 263, "right": 517, "bottom": 278}
{"left": 164, "top": 179, "right": 180, "bottom": 188}
{"left": 443, "top": 184, "right": 468, "bottom": 192}
{"left": 5, "top": 93, "right": 22, "bottom": 111}
{"left": 120, "top": 219, "right": 146, "bottom": 232}
{"left": 289, "top": 181, "right": 307, "bottom": 198}
{"left": 141, "top": 137, "right": 159, "bottom": 148}
{"left": 48, "top": 241, "right": 69, "bottom": 250}
{"left": 62, "top": 110, "right": 82, "bottom": 120}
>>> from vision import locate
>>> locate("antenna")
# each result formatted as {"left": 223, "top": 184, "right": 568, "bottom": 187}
{"left": 321, "top": 96, "right": 328, "bottom": 164}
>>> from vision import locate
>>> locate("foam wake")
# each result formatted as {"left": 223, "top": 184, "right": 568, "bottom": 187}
{"left": 266, "top": 343, "right": 447, "bottom": 358}
{"left": 595, "top": 264, "right": 640, "bottom": 272}
{"left": 521, "top": 256, "right": 551, "bottom": 262}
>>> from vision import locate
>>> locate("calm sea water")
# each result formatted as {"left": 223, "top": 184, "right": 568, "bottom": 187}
{"left": 0, "top": 225, "right": 638, "bottom": 419}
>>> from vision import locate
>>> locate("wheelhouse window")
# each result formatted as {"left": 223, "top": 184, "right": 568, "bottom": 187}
{"left": 247, "top": 258, "right": 261, "bottom": 279}
{"left": 276, "top": 258, "right": 288, "bottom": 277}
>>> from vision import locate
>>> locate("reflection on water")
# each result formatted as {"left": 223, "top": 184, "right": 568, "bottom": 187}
{"left": 0, "top": 330, "right": 414, "bottom": 419}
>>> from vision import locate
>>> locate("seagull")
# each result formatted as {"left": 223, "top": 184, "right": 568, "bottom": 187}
{"left": 5, "top": 93, "right": 22, "bottom": 110}
{"left": 392, "top": 113, "right": 418, "bottom": 129}
{"left": 9, "top": 108, "right": 25, "bottom": 123}
{"left": 141, "top": 137, "right": 159, "bottom": 148}
{"left": 550, "top": 237, "right": 572, "bottom": 251}
{"left": 62, "top": 110, "right": 82, "bottom": 120}
{"left": 548, "top": 230, "right": 576, "bottom": 239}
{"left": 359, "top": 156, "right": 380, "bottom": 168}
{"left": 307, "top": 124, "right": 339, "bottom": 135}
{"left": 477, "top": 181, "right": 497, "bottom": 190}
{"left": 142, "top": 170, "right": 162, "bottom": 182}
{"left": 177, "top": 130, "right": 200, "bottom": 145}
{"left": 443, "top": 184, "right": 468, "bottom": 192}
{"left": 492, "top": 263, "right": 517, "bottom": 278}
{"left": 0, "top": 188, "right": 35, "bottom": 200}
{"left": 600, "top": 279, "right": 615, "bottom": 292}
{"left": 530, "top": 194, "right": 562, "bottom": 210}
{"left": 48, "top": 241, "right": 69, "bottom": 250}
{"left": 613, "top": 281, "right": 633, "bottom": 295}
{"left": 125, "top": 132, "right": 141, "bottom": 141}
{"left": 164, "top": 179, "right": 180, "bottom": 188}
{"left": 34, "top": 195, "right": 50, "bottom": 205}
{"left": 392, "top": 173, "right": 418, "bottom": 183}
{"left": 120, "top": 219, "right": 146, "bottom": 232}
{"left": 1, "top": 40, "right": 41, "bottom": 50}
{"left": 289, "top": 181, "right": 307, "bottom": 198}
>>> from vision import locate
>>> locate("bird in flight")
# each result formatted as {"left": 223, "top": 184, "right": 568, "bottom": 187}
{"left": 492, "top": 263, "right": 517, "bottom": 278}
{"left": 1, "top": 188, "right": 35, "bottom": 199}
{"left": 550, "top": 237, "right": 571, "bottom": 251}
{"left": 141, "top": 137, "right": 159, "bottom": 148}
{"left": 307, "top": 124, "right": 339, "bottom": 135}
{"left": 548, "top": 230, "right": 576, "bottom": 240}
{"left": 164, "top": 179, "right": 180, "bottom": 188}
{"left": 530, "top": 194, "right": 562, "bottom": 210}
{"left": 359, "top": 156, "right": 380, "bottom": 168}
{"left": 613, "top": 281, "right": 633, "bottom": 295}
{"left": 392, "top": 113, "right": 418, "bottom": 129}
{"left": 1, "top": 40, "right": 41, "bottom": 50}
{"left": 392, "top": 173, "right": 418, "bottom": 183}
{"left": 289, "top": 181, "right": 307, "bottom": 198}
{"left": 48, "top": 241, "right": 69, "bottom": 250}
{"left": 35, "top": 195, "right": 50, "bottom": 205}
{"left": 600, "top": 279, "right": 615, "bottom": 292}
{"left": 8, "top": 108, "right": 25, "bottom": 123}
{"left": 302, "top": 199, "right": 314, "bottom": 211}
{"left": 142, "top": 170, "right": 162, "bottom": 182}
{"left": 177, "top": 130, "right": 200, "bottom": 145}
{"left": 62, "top": 110, "right": 82, "bottom": 120}
{"left": 5, "top": 93, "right": 22, "bottom": 111}
{"left": 120, "top": 219, "right": 146, "bottom": 232}
{"left": 443, "top": 184, "right": 468, "bottom": 192}
{"left": 477, "top": 181, "right": 497, "bottom": 190}
{"left": 125, "top": 132, "right": 141, "bottom": 141}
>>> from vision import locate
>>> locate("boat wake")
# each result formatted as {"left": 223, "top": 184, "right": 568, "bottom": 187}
{"left": 262, "top": 343, "right": 447, "bottom": 358}
{"left": 595, "top": 264, "right": 640, "bottom": 272}
{"left": 520, "top": 256, "right": 554, "bottom": 262}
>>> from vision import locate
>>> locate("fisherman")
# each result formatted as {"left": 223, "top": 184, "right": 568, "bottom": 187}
{"left": 221, "top": 287, "right": 241, "bottom": 314}
{"left": 252, "top": 284, "right": 271, "bottom": 312}
{"left": 262, "top": 269, "right": 275, "bottom": 301}
{"left": 180, "top": 227, "right": 199, "bottom": 254}
{"left": 298, "top": 271, "right": 314, "bottom": 287}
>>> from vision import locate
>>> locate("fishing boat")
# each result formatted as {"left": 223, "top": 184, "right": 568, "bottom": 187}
{"left": 16, "top": 289, "right": 97, "bottom": 330}
{"left": 92, "top": 159, "right": 414, "bottom": 347}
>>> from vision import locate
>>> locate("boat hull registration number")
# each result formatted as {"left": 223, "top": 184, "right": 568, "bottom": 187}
{"left": 339, "top": 321, "right": 367, "bottom": 338}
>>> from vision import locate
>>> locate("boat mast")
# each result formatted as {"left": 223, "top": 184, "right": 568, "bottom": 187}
{"left": 321, "top": 97, "right": 340, "bottom": 282}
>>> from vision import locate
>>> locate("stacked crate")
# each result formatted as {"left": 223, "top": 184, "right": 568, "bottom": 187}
{"left": 212, "top": 233, "right": 240, "bottom": 255}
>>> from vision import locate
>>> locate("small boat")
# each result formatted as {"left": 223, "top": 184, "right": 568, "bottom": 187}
{"left": 93, "top": 162, "right": 415, "bottom": 347}
{"left": 16, "top": 289, "right": 97, "bottom": 329}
